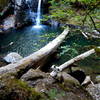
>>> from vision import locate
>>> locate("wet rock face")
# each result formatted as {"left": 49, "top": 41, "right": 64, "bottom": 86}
{"left": 15, "top": 9, "right": 32, "bottom": 28}
{"left": 3, "top": 15, "right": 15, "bottom": 31}
{"left": 0, "top": 15, "right": 15, "bottom": 34}
{"left": 0, "top": 0, "right": 49, "bottom": 30}
{"left": 0, "top": 3, "right": 14, "bottom": 23}
{"left": 15, "top": 1, "right": 32, "bottom": 28}
{"left": 31, "top": 0, "right": 49, "bottom": 13}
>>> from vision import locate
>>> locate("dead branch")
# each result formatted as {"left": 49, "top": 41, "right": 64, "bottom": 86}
{"left": 0, "top": 28, "right": 69, "bottom": 78}
{"left": 50, "top": 47, "right": 100, "bottom": 77}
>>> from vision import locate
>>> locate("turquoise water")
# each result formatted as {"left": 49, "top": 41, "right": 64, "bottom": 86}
{"left": 0, "top": 26, "right": 100, "bottom": 74}
{"left": 54, "top": 32, "right": 100, "bottom": 74}
{"left": 0, "top": 25, "right": 62, "bottom": 57}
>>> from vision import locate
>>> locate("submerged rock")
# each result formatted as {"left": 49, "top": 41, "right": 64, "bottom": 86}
{"left": 4, "top": 52, "right": 23, "bottom": 63}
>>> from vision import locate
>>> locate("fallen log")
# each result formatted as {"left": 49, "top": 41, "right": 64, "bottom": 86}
{"left": 81, "top": 30, "right": 100, "bottom": 39}
{"left": 0, "top": 28, "right": 69, "bottom": 77}
{"left": 50, "top": 47, "right": 100, "bottom": 77}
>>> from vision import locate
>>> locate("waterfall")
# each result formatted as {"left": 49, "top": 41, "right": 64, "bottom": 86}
{"left": 36, "top": 0, "right": 42, "bottom": 26}
{"left": 15, "top": 0, "right": 42, "bottom": 28}
{"left": 34, "top": 0, "right": 42, "bottom": 28}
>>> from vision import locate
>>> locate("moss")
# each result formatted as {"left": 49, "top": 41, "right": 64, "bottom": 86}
{"left": 59, "top": 83, "right": 72, "bottom": 92}
{"left": 59, "top": 82, "right": 93, "bottom": 100}
{"left": 0, "top": 79, "right": 43, "bottom": 100}
{"left": 95, "top": 47, "right": 100, "bottom": 57}
{"left": 58, "top": 79, "right": 80, "bottom": 92}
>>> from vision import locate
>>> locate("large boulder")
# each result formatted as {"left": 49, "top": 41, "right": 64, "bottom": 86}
{"left": 21, "top": 69, "right": 56, "bottom": 88}
{"left": 57, "top": 72, "right": 80, "bottom": 88}
{"left": 3, "top": 52, "right": 23, "bottom": 63}
{"left": 21, "top": 69, "right": 47, "bottom": 81}
{"left": 3, "top": 15, "right": 15, "bottom": 31}
{"left": 86, "top": 83, "right": 100, "bottom": 100}
{"left": 95, "top": 75, "right": 100, "bottom": 83}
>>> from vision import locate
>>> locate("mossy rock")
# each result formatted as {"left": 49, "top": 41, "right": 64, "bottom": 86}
{"left": 57, "top": 72, "right": 80, "bottom": 86}
{"left": 57, "top": 72, "right": 93, "bottom": 100}
{"left": 95, "top": 47, "right": 100, "bottom": 57}
{"left": 0, "top": 78, "right": 43, "bottom": 100}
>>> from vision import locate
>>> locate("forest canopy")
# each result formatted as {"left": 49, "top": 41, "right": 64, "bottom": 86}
{"left": 47, "top": 0, "right": 100, "bottom": 30}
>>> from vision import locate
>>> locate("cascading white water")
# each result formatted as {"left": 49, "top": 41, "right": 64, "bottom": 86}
{"left": 34, "top": 0, "right": 42, "bottom": 28}
{"left": 36, "top": 0, "right": 42, "bottom": 26}
{"left": 16, "top": 0, "right": 42, "bottom": 28}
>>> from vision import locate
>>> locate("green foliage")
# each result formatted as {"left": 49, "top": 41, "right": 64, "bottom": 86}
{"left": 48, "top": 89, "right": 58, "bottom": 100}
{"left": 47, "top": 88, "right": 65, "bottom": 100}
{"left": 59, "top": 45, "right": 79, "bottom": 58}
{"left": 0, "top": 79, "right": 43, "bottom": 100}
{"left": 39, "top": 32, "right": 57, "bottom": 38}
{"left": 47, "top": 0, "right": 100, "bottom": 29}
{"left": 95, "top": 47, "right": 100, "bottom": 57}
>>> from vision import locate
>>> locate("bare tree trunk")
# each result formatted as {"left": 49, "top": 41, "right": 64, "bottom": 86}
{"left": 0, "top": 28, "right": 69, "bottom": 77}
{"left": 50, "top": 47, "right": 100, "bottom": 77}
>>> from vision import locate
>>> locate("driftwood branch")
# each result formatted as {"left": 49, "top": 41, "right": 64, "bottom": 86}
{"left": 81, "top": 30, "right": 100, "bottom": 39}
{"left": 0, "top": 28, "right": 69, "bottom": 77}
{"left": 81, "top": 31, "right": 89, "bottom": 39}
{"left": 50, "top": 47, "right": 100, "bottom": 77}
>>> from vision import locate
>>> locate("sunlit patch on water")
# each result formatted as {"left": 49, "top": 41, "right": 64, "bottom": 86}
{"left": 33, "top": 25, "right": 42, "bottom": 29}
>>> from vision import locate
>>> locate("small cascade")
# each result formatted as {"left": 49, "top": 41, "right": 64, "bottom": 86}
{"left": 34, "top": 0, "right": 42, "bottom": 28}
{"left": 15, "top": 0, "right": 43, "bottom": 28}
